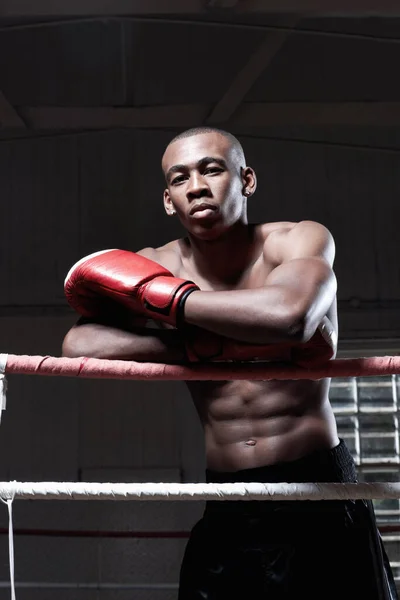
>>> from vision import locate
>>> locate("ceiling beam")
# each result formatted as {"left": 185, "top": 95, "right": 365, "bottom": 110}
{"left": 206, "top": 20, "right": 297, "bottom": 124}
{"left": 0, "top": 1, "right": 203, "bottom": 17}
{"left": 0, "top": 91, "right": 25, "bottom": 128}
{"left": 20, "top": 104, "right": 210, "bottom": 129}
{"left": 239, "top": 0, "right": 400, "bottom": 13}
{"left": 2, "top": 0, "right": 400, "bottom": 17}
{"left": 206, "top": 0, "right": 241, "bottom": 6}
{"left": 233, "top": 102, "right": 400, "bottom": 126}
{"left": 18, "top": 102, "right": 400, "bottom": 129}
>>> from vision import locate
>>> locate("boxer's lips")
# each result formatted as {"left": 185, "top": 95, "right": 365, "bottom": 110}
{"left": 189, "top": 203, "right": 218, "bottom": 219}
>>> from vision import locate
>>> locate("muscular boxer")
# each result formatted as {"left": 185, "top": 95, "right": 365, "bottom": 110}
{"left": 62, "top": 127, "right": 397, "bottom": 600}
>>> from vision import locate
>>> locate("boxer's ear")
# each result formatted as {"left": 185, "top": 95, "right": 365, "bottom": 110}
{"left": 241, "top": 166, "right": 257, "bottom": 198}
{"left": 163, "top": 189, "right": 176, "bottom": 216}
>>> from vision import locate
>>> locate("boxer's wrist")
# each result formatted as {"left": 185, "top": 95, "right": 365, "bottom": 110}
{"left": 167, "top": 286, "right": 199, "bottom": 329}
{"left": 179, "top": 289, "right": 202, "bottom": 327}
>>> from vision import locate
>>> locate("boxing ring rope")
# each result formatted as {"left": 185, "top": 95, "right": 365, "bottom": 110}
{"left": 1, "top": 480, "right": 400, "bottom": 501}
{"left": 0, "top": 352, "right": 399, "bottom": 502}
{"left": 0, "top": 353, "right": 400, "bottom": 501}
{"left": 1, "top": 353, "right": 399, "bottom": 381}
{"left": 0, "top": 352, "right": 400, "bottom": 597}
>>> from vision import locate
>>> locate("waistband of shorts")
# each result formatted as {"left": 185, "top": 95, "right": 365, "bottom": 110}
{"left": 206, "top": 439, "right": 357, "bottom": 484}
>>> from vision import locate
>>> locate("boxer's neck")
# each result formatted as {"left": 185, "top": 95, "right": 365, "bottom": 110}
{"left": 186, "top": 221, "right": 259, "bottom": 284}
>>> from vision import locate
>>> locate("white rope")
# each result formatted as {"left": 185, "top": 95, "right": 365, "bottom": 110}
{"left": 0, "top": 355, "right": 8, "bottom": 372}
{"left": 0, "top": 493, "right": 16, "bottom": 600}
{"left": 1, "top": 481, "right": 400, "bottom": 501}
{"left": 0, "top": 354, "right": 8, "bottom": 423}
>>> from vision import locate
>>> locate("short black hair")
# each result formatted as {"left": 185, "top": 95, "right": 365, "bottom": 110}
{"left": 167, "top": 127, "right": 245, "bottom": 164}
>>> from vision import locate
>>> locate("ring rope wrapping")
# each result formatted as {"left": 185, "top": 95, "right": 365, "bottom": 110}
{"left": 1, "top": 353, "right": 400, "bottom": 381}
{"left": 1, "top": 481, "right": 400, "bottom": 501}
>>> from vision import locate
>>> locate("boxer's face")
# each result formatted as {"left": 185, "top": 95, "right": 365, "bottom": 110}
{"left": 162, "top": 133, "right": 255, "bottom": 239}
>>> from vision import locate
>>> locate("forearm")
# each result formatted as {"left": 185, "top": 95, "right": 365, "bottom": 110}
{"left": 183, "top": 287, "right": 302, "bottom": 344}
{"left": 62, "top": 321, "right": 185, "bottom": 362}
{"left": 183, "top": 255, "right": 337, "bottom": 345}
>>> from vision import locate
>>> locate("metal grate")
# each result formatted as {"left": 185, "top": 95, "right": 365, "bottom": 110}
{"left": 332, "top": 375, "right": 400, "bottom": 579}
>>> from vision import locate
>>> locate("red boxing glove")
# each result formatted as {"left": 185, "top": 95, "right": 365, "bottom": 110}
{"left": 64, "top": 249, "right": 199, "bottom": 327}
{"left": 184, "top": 326, "right": 293, "bottom": 363}
{"left": 291, "top": 316, "right": 336, "bottom": 367}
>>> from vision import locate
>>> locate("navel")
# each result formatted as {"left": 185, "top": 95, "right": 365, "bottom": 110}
{"left": 245, "top": 439, "right": 257, "bottom": 446}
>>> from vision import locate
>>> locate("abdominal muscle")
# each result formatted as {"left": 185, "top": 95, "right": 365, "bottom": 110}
{"left": 187, "top": 378, "right": 339, "bottom": 472}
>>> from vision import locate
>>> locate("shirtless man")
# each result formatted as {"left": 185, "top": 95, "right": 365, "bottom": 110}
{"left": 62, "top": 127, "right": 396, "bottom": 599}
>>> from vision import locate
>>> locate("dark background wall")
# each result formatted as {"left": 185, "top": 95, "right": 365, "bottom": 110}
{"left": 0, "top": 6, "right": 399, "bottom": 598}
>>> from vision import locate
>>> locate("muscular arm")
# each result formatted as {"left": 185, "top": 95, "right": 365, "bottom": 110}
{"left": 183, "top": 221, "right": 337, "bottom": 344}
{"left": 61, "top": 318, "right": 185, "bottom": 362}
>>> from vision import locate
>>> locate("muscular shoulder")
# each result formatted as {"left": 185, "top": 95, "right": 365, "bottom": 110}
{"left": 260, "top": 220, "right": 335, "bottom": 266}
{"left": 136, "top": 239, "right": 183, "bottom": 274}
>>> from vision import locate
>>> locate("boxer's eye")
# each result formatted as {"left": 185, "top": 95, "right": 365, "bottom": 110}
{"left": 204, "top": 167, "right": 223, "bottom": 176}
{"left": 171, "top": 175, "right": 186, "bottom": 185}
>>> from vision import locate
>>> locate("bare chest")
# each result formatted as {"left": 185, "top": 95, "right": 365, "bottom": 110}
{"left": 176, "top": 258, "right": 271, "bottom": 292}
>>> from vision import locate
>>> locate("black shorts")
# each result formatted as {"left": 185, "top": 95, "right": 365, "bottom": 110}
{"left": 179, "top": 441, "right": 398, "bottom": 600}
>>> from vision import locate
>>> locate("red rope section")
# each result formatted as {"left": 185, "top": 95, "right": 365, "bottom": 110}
{"left": 3, "top": 354, "right": 400, "bottom": 380}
